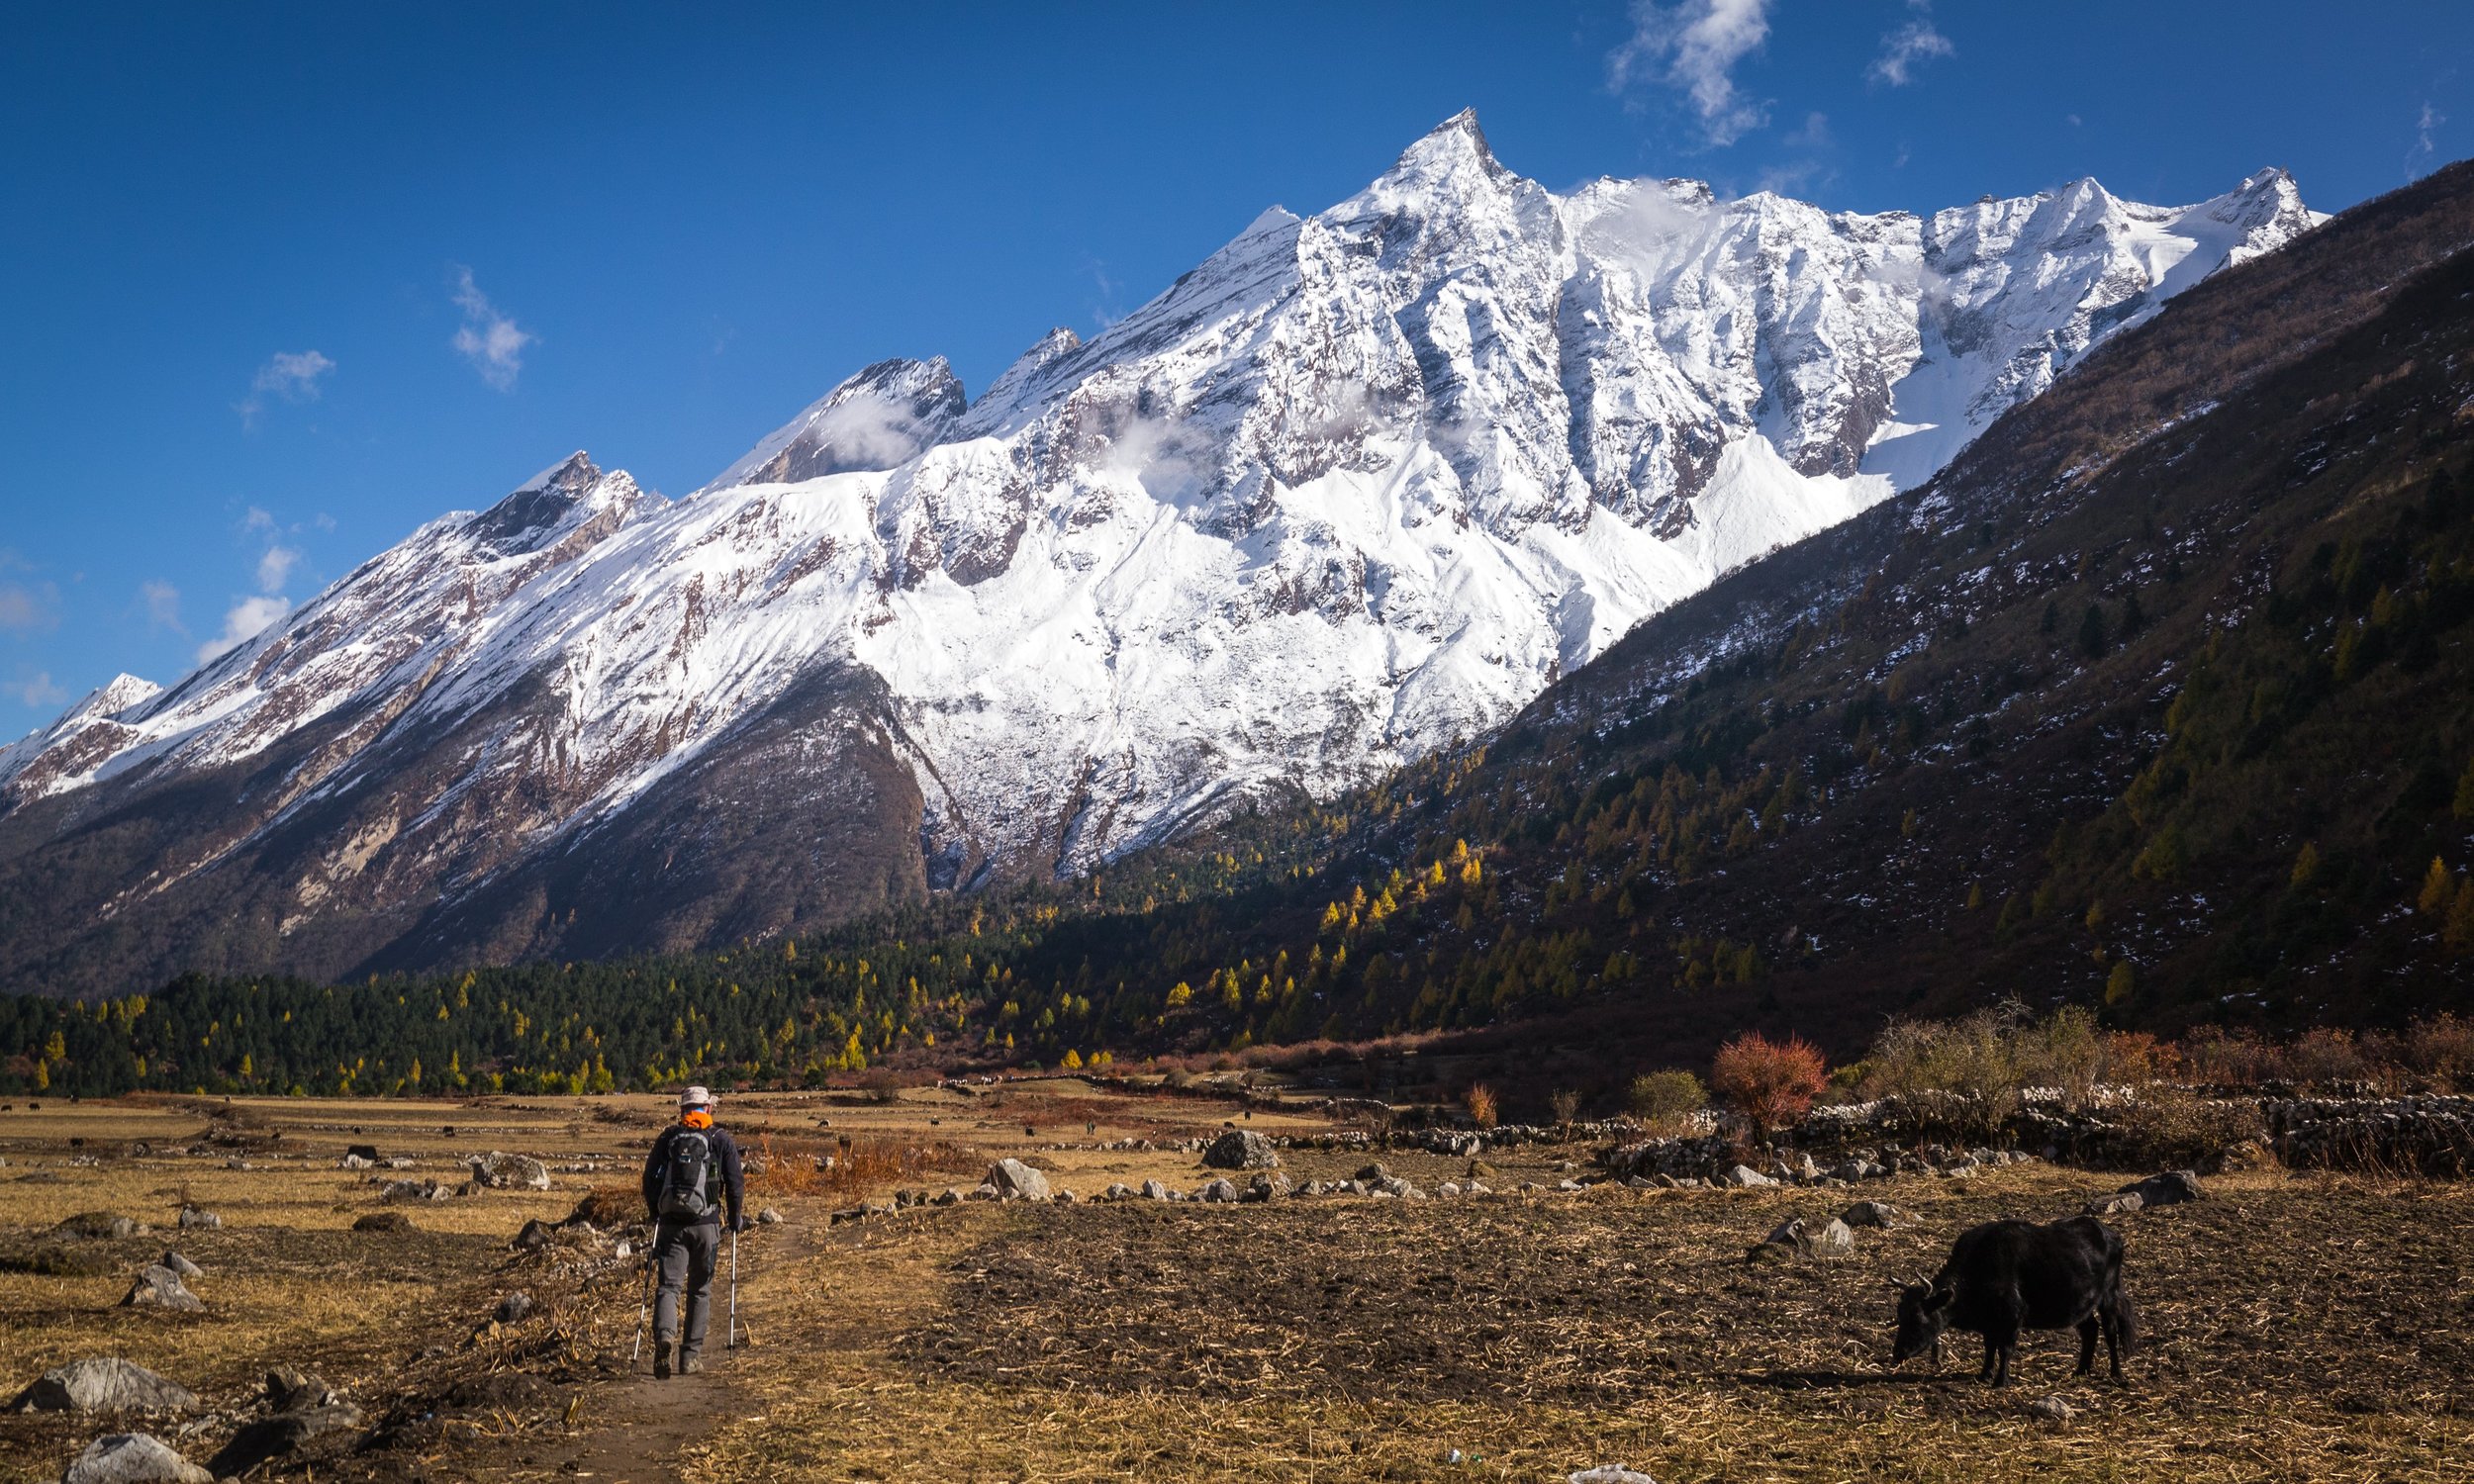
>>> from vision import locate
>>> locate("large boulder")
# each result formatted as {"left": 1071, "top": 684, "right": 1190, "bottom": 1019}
{"left": 49, "top": 1214, "right": 141, "bottom": 1242}
{"left": 156, "top": 1252, "right": 201, "bottom": 1280}
{"left": 121, "top": 1266, "right": 202, "bottom": 1313}
{"left": 467, "top": 1153, "right": 551, "bottom": 1190}
{"left": 9, "top": 1358, "right": 197, "bottom": 1414}
{"left": 984, "top": 1159, "right": 1051, "bottom": 1201}
{"left": 58, "top": 1433, "right": 213, "bottom": 1483}
{"left": 1201, "top": 1130, "right": 1282, "bottom": 1170}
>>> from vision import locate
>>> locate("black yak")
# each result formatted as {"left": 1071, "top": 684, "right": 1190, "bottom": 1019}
{"left": 1891, "top": 1215, "right": 2136, "bottom": 1386}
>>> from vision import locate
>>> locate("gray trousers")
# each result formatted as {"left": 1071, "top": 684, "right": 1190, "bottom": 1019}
{"left": 652, "top": 1219, "right": 719, "bottom": 1357}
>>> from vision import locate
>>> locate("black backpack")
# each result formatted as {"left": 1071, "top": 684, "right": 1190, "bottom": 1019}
{"left": 657, "top": 1129, "right": 720, "bottom": 1220}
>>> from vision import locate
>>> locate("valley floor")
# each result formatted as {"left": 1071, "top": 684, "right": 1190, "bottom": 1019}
{"left": 1, "top": 1088, "right": 2469, "bottom": 1482}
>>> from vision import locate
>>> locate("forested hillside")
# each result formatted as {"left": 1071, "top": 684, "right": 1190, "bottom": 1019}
{"left": 8, "top": 160, "right": 2474, "bottom": 1102}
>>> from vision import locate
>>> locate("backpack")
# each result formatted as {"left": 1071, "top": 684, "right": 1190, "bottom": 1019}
{"left": 657, "top": 1129, "right": 720, "bottom": 1220}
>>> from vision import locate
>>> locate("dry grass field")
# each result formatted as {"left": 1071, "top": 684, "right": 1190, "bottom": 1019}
{"left": 1, "top": 1083, "right": 2470, "bottom": 1482}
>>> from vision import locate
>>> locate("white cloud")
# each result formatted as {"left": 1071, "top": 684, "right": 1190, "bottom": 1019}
{"left": 1608, "top": 0, "right": 1773, "bottom": 147}
{"left": 1783, "top": 111, "right": 1831, "bottom": 148}
{"left": 197, "top": 595, "right": 291, "bottom": 666}
{"left": 243, "top": 506, "right": 278, "bottom": 535}
{"left": 2410, "top": 101, "right": 2445, "bottom": 179}
{"left": 4, "top": 669, "right": 67, "bottom": 710}
{"left": 140, "top": 580, "right": 184, "bottom": 634}
{"left": 0, "top": 580, "right": 58, "bottom": 636}
{"left": 1868, "top": 3, "right": 1954, "bottom": 88}
{"left": 237, "top": 349, "right": 334, "bottom": 428}
{"left": 255, "top": 545, "right": 302, "bottom": 595}
{"left": 450, "top": 266, "right": 535, "bottom": 391}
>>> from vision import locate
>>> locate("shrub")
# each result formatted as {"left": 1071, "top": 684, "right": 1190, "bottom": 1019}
{"left": 1462, "top": 1081, "right": 1499, "bottom": 1128}
{"left": 858, "top": 1067, "right": 901, "bottom": 1104}
{"left": 1627, "top": 1069, "right": 1708, "bottom": 1130}
{"left": 1710, "top": 1033, "right": 1827, "bottom": 1137}
{"left": 2112, "top": 1083, "right": 2270, "bottom": 1168}
{"left": 1549, "top": 1087, "right": 1581, "bottom": 1124}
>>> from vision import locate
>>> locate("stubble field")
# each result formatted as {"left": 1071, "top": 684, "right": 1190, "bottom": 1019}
{"left": 0, "top": 1082, "right": 2468, "bottom": 1482}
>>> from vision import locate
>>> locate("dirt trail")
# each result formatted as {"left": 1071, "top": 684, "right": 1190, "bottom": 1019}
{"left": 549, "top": 1221, "right": 815, "bottom": 1484}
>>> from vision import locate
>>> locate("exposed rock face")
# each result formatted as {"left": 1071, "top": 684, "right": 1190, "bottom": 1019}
{"left": 985, "top": 1159, "right": 1051, "bottom": 1201}
{"left": 0, "top": 114, "right": 2316, "bottom": 995}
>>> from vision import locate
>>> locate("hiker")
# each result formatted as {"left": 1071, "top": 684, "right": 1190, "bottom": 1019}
{"left": 640, "top": 1084, "right": 747, "bottom": 1378}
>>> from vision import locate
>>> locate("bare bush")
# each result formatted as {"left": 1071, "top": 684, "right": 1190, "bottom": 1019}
{"left": 1710, "top": 1033, "right": 1827, "bottom": 1138}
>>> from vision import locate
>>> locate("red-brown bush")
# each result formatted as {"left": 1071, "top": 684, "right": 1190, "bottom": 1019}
{"left": 1710, "top": 1032, "right": 1828, "bottom": 1137}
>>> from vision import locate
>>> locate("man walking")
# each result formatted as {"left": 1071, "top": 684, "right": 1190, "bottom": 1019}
{"left": 640, "top": 1084, "right": 747, "bottom": 1378}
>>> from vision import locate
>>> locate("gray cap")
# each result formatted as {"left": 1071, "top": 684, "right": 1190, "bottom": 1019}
{"left": 679, "top": 1084, "right": 713, "bottom": 1109}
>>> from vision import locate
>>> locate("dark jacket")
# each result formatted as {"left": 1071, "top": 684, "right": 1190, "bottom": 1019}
{"left": 641, "top": 1121, "right": 745, "bottom": 1229}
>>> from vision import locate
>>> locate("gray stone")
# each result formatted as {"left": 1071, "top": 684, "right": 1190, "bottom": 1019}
{"left": 493, "top": 1291, "right": 533, "bottom": 1324}
{"left": 1139, "top": 1179, "right": 1174, "bottom": 1201}
{"left": 9, "top": 1358, "right": 197, "bottom": 1414}
{"left": 509, "top": 1219, "right": 555, "bottom": 1252}
{"left": 206, "top": 1388, "right": 362, "bottom": 1480}
{"left": 1104, "top": 1183, "right": 1133, "bottom": 1200}
{"left": 931, "top": 1188, "right": 963, "bottom": 1206}
{"left": 174, "top": 1208, "right": 218, "bottom": 1232}
{"left": 2028, "top": 1394, "right": 2075, "bottom": 1425}
{"left": 985, "top": 1159, "right": 1052, "bottom": 1201}
{"left": 59, "top": 1433, "right": 213, "bottom": 1483}
{"left": 1201, "top": 1130, "right": 1282, "bottom": 1170}
{"left": 1569, "top": 1469, "right": 1659, "bottom": 1484}
{"left": 1840, "top": 1201, "right": 1901, "bottom": 1229}
{"left": 1195, "top": 1178, "right": 1240, "bottom": 1202}
{"left": 1725, "top": 1165, "right": 1776, "bottom": 1188}
{"left": 757, "top": 1207, "right": 785, "bottom": 1225}
{"left": 2122, "top": 1170, "right": 2204, "bottom": 1208}
{"left": 121, "top": 1266, "right": 202, "bottom": 1313}
{"left": 1754, "top": 1216, "right": 1854, "bottom": 1261}
{"left": 157, "top": 1252, "right": 201, "bottom": 1279}
{"left": 467, "top": 1152, "right": 552, "bottom": 1190}
{"left": 50, "top": 1214, "right": 141, "bottom": 1242}
{"left": 2083, "top": 1191, "right": 2143, "bottom": 1216}
{"left": 1354, "top": 1161, "right": 1390, "bottom": 1183}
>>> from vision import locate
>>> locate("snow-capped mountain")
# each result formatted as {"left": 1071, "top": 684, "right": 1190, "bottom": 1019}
{"left": 0, "top": 112, "right": 2318, "bottom": 991}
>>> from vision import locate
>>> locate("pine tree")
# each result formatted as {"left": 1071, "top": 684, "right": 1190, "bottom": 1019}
{"left": 2421, "top": 857, "right": 2456, "bottom": 916}
{"left": 2077, "top": 603, "right": 2108, "bottom": 659}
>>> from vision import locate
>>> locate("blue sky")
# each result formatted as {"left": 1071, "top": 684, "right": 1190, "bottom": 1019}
{"left": 4, "top": 2, "right": 2469, "bottom": 739}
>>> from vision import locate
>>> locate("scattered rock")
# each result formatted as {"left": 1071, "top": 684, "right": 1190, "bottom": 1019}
{"left": 1241, "top": 1172, "right": 1290, "bottom": 1203}
{"left": 157, "top": 1252, "right": 202, "bottom": 1279}
{"left": 2083, "top": 1191, "right": 2143, "bottom": 1217}
{"left": 985, "top": 1159, "right": 1052, "bottom": 1201}
{"left": 207, "top": 1373, "right": 361, "bottom": 1480}
{"left": 1104, "top": 1183, "right": 1133, "bottom": 1200}
{"left": 509, "top": 1219, "right": 555, "bottom": 1252}
{"left": 1139, "top": 1179, "right": 1174, "bottom": 1201}
{"left": 2121, "top": 1170, "right": 2204, "bottom": 1208}
{"left": 1840, "top": 1201, "right": 1901, "bottom": 1229}
{"left": 1751, "top": 1216, "right": 1855, "bottom": 1262}
{"left": 931, "top": 1188, "right": 963, "bottom": 1207}
{"left": 1354, "top": 1161, "right": 1390, "bottom": 1183}
{"left": 122, "top": 1265, "right": 203, "bottom": 1313}
{"left": 1196, "top": 1178, "right": 1240, "bottom": 1203}
{"left": 264, "top": 1368, "right": 337, "bottom": 1413}
{"left": 339, "top": 1154, "right": 375, "bottom": 1171}
{"left": 757, "top": 1207, "right": 785, "bottom": 1225}
{"left": 2028, "top": 1394, "right": 2076, "bottom": 1425}
{"left": 1723, "top": 1164, "right": 1777, "bottom": 1188}
{"left": 174, "top": 1208, "right": 219, "bottom": 1232}
{"left": 50, "top": 1214, "right": 142, "bottom": 1242}
{"left": 9, "top": 1358, "right": 197, "bottom": 1414}
{"left": 378, "top": 1178, "right": 454, "bottom": 1203}
{"left": 59, "top": 1432, "right": 212, "bottom": 1483}
{"left": 493, "top": 1291, "right": 533, "bottom": 1324}
{"left": 1201, "top": 1130, "right": 1282, "bottom": 1170}
{"left": 466, "top": 1152, "right": 551, "bottom": 1191}
{"left": 1570, "top": 1469, "right": 1659, "bottom": 1484}
{"left": 343, "top": 1144, "right": 380, "bottom": 1163}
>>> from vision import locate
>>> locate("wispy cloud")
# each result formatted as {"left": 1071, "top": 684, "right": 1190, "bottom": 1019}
{"left": 237, "top": 349, "right": 334, "bottom": 428}
{"left": 1868, "top": 1, "right": 1954, "bottom": 88}
{"left": 4, "top": 668, "right": 67, "bottom": 710}
{"left": 140, "top": 580, "right": 184, "bottom": 635}
{"left": 0, "top": 578, "right": 58, "bottom": 637}
{"left": 254, "top": 545, "right": 302, "bottom": 596}
{"left": 1608, "top": 0, "right": 1773, "bottom": 148}
{"left": 197, "top": 595, "right": 291, "bottom": 666}
{"left": 450, "top": 266, "right": 535, "bottom": 391}
{"left": 2410, "top": 101, "right": 2445, "bottom": 180}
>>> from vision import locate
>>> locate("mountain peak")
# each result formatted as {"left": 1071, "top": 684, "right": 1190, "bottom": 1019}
{"left": 1376, "top": 107, "right": 1508, "bottom": 191}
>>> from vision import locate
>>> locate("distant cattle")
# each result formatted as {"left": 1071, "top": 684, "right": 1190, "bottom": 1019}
{"left": 1891, "top": 1215, "right": 2136, "bottom": 1386}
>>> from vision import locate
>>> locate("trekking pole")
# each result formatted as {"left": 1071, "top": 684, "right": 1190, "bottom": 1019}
{"left": 727, "top": 1226, "right": 740, "bottom": 1350}
{"left": 628, "top": 1255, "right": 654, "bottom": 1367}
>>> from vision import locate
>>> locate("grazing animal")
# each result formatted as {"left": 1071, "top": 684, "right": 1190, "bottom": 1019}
{"left": 1891, "top": 1216, "right": 2136, "bottom": 1386}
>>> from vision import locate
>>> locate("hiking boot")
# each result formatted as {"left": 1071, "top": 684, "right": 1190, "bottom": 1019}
{"left": 652, "top": 1340, "right": 674, "bottom": 1379}
{"left": 680, "top": 1353, "right": 704, "bottom": 1375}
